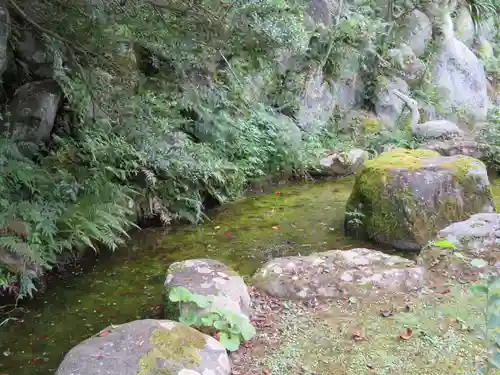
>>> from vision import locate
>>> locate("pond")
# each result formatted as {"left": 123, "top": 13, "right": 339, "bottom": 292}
{"left": 1, "top": 175, "right": 499, "bottom": 375}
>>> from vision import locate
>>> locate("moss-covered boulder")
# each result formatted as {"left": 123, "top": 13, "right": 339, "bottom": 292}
{"left": 55, "top": 319, "right": 231, "bottom": 375}
{"left": 164, "top": 259, "right": 251, "bottom": 321}
{"left": 345, "top": 148, "right": 496, "bottom": 251}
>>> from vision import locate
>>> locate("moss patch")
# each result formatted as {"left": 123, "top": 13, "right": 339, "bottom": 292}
{"left": 260, "top": 285, "right": 489, "bottom": 374}
{"left": 346, "top": 149, "right": 439, "bottom": 243}
{"left": 346, "top": 150, "right": 494, "bottom": 248}
{"left": 137, "top": 325, "right": 205, "bottom": 375}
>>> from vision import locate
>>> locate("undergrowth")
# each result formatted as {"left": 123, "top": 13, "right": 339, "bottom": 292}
{"left": 0, "top": 0, "right": 498, "bottom": 298}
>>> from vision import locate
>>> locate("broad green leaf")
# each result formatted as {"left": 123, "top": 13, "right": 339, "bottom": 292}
{"left": 432, "top": 239, "right": 457, "bottom": 249}
{"left": 470, "top": 284, "right": 488, "bottom": 295}
{"left": 487, "top": 312, "right": 500, "bottom": 330}
{"left": 229, "top": 326, "right": 242, "bottom": 335}
{"left": 219, "top": 332, "right": 240, "bottom": 352}
{"left": 240, "top": 322, "right": 257, "bottom": 341}
{"left": 200, "top": 314, "right": 216, "bottom": 326}
{"left": 213, "top": 320, "right": 228, "bottom": 330}
{"left": 489, "top": 277, "right": 500, "bottom": 291}
{"left": 470, "top": 258, "right": 488, "bottom": 268}
{"left": 488, "top": 351, "right": 500, "bottom": 369}
{"left": 191, "top": 294, "right": 210, "bottom": 308}
{"left": 179, "top": 312, "right": 198, "bottom": 326}
{"left": 169, "top": 286, "right": 192, "bottom": 302}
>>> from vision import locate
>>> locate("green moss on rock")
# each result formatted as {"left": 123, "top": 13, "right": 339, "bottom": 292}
{"left": 345, "top": 149, "right": 494, "bottom": 250}
{"left": 137, "top": 324, "right": 205, "bottom": 375}
{"left": 346, "top": 149, "right": 439, "bottom": 242}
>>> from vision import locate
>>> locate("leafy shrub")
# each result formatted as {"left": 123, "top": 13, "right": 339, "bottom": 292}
{"left": 167, "top": 286, "right": 257, "bottom": 351}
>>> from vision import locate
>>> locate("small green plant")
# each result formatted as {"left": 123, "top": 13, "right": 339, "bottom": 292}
{"left": 168, "top": 286, "right": 257, "bottom": 351}
{"left": 429, "top": 239, "right": 457, "bottom": 249}
{"left": 345, "top": 208, "right": 365, "bottom": 228}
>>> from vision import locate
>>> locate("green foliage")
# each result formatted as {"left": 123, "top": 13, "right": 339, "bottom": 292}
{"left": 469, "top": 274, "right": 500, "bottom": 373}
{"left": 478, "top": 107, "right": 500, "bottom": 172}
{"left": 167, "top": 286, "right": 256, "bottom": 352}
{"left": 345, "top": 208, "right": 366, "bottom": 228}
{"left": 0, "top": 0, "right": 328, "bottom": 297}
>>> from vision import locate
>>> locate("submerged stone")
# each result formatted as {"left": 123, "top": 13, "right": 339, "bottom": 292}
{"left": 55, "top": 319, "right": 230, "bottom": 375}
{"left": 164, "top": 259, "right": 251, "bottom": 321}
{"left": 418, "top": 213, "right": 500, "bottom": 281}
{"left": 252, "top": 248, "right": 425, "bottom": 299}
{"left": 345, "top": 148, "right": 495, "bottom": 251}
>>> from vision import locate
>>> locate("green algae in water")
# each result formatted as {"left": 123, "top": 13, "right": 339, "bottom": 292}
{"left": 0, "top": 177, "right": 371, "bottom": 375}
{"left": 1, "top": 176, "right": 498, "bottom": 375}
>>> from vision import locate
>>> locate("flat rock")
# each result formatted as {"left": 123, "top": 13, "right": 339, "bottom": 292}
{"left": 413, "top": 120, "right": 462, "bottom": 140}
{"left": 164, "top": 259, "right": 251, "bottom": 320}
{"left": 418, "top": 214, "right": 500, "bottom": 281}
{"left": 252, "top": 248, "right": 425, "bottom": 300}
{"left": 420, "top": 138, "right": 487, "bottom": 159}
{"left": 55, "top": 319, "right": 231, "bottom": 375}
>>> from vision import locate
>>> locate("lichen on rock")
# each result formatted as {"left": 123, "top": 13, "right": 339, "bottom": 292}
{"left": 252, "top": 248, "right": 425, "bottom": 299}
{"left": 163, "top": 259, "right": 251, "bottom": 322}
{"left": 345, "top": 148, "right": 495, "bottom": 251}
{"left": 55, "top": 319, "right": 230, "bottom": 375}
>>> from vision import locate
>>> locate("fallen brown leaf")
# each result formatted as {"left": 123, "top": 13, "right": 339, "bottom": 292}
{"left": 352, "top": 329, "right": 364, "bottom": 342}
{"left": 399, "top": 327, "right": 413, "bottom": 340}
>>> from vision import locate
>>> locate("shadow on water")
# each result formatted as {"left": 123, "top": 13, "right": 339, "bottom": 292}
{"left": 0, "top": 175, "right": 499, "bottom": 374}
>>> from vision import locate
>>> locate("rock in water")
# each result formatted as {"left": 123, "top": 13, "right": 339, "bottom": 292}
{"left": 418, "top": 213, "right": 500, "bottom": 281}
{"left": 55, "top": 319, "right": 231, "bottom": 375}
{"left": 164, "top": 259, "right": 251, "bottom": 321}
{"left": 252, "top": 248, "right": 425, "bottom": 299}
{"left": 345, "top": 148, "right": 495, "bottom": 251}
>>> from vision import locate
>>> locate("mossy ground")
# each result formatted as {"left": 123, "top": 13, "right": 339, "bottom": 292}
{"left": 255, "top": 285, "right": 496, "bottom": 375}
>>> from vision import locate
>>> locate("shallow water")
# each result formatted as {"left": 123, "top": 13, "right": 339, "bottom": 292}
{"left": 0, "top": 176, "right": 373, "bottom": 374}
{"left": 1, "top": 175, "right": 499, "bottom": 375}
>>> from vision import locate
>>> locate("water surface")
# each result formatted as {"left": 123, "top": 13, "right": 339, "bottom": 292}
{"left": 0, "top": 176, "right": 370, "bottom": 374}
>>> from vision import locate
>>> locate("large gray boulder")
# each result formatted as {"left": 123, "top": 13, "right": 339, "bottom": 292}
{"left": 419, "top": 213, "right": 500, "bottom": 281}
{"left": 4, "top": 79, "right": 62, "bottom": 143}
{"left": 345, "top": 148, "right": 496, "bottom": 251}
{"left": 296, "top": 68, "right": 335, "bottom": 133}
{"left": 306, "top": 0, "right": 341, "bottom": 28}
{"left": 164, "top": 259, "right": 251, "bottom": 321}
{"left": 413, "top": 119, "right": 462, "bottom": 140}
{"left": 454, "top": 7, "right": 474, "bottom": 46}
{"left": 396, "top": 10, "right": 432, "bottom": 57}
{"left": 0, "top": 1, "right": 9, "bottom": 76}
{"left": 55, "top": 319, "right": 231, "bottom": 375}
{"left": 431, "top": 37, "right": 489, "bottom": 122}
{"left": 421, "top": 138, "right": 488, "bottom": 159}
{"left": 252, "top": 248, "right": 425, "bottom": 299}
{"left": 14, "top": 29, "right": 55, "bottom": 78}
